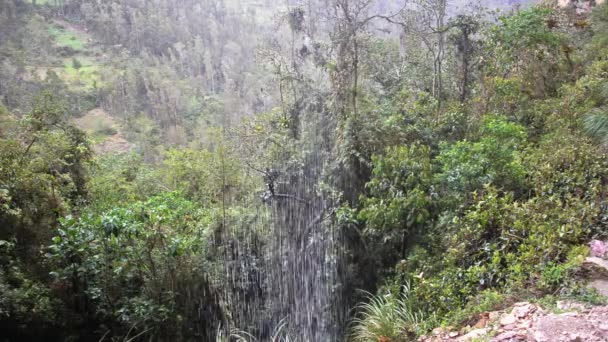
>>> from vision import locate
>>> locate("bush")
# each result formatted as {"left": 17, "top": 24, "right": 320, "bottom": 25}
{"left": 437, "top": 116, "right": 527, "bottom": 200}
{"left": 72, "top": 58, "right": 82, "bottom": 70}
{"left": 47, "top": 192, "right": 220, "bottom": 340}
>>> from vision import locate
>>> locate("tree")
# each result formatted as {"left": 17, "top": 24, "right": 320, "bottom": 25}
{"left": 359, "top": 144, "right": 434, "bottom": 261}
{"left": 449, "top": 14, "right": 481, "bottom": 103}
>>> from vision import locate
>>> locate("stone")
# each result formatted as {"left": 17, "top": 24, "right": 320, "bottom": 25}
{"left": 589, "top": 279, "right": 608, "bottom": 297}
{"left": 500, "top": 314, "right": 517, "bottom": 326}
{"left": 489, "top": 311, "right": 503, "bottom": 321}
{"left": 457, "top": 328, "right": 488, "bottom": 341}
{"left": 431, "top": 327, "right": 446, "bottom": 336}
{"left": 512, "top": 303, "right": 534, "bottom": 318}
{"left": 502, "top": 324, "right": 517, "bottom": 331}
{"left": 556, "top": 300, "right": 587, "bottom": 312}
{"left": 491, "top": 331, "right": 519, "bottom": 342}
{"left": 584, "top": 257, "right": 608, "bottom": 274}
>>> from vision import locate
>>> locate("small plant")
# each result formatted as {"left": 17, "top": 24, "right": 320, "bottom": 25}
{"left": 350, "top": 285, "right": 422, "bottom": 342}
{"left": 216, "top": 320, "right": 297, "bottom": 342}
{"left": 72, "top": 58, "right": 82, "bottom": 70}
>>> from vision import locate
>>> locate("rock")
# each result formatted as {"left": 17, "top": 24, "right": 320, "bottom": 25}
{"left": 500, "top": 314, "right": 517, "bottom": 326}
{"left": 489, "top": 311, "right": 503, "bottom": 321}
{"left": 512, "top": 303, "right": 535, "bottom": 318}
{"left": 457, "top": 328, "right": 488, "bottom": 341}
{"left": 556, "top": 300, "right": 587, "bottom": 312}
{"left": 589, "top": 279, "right": 608, "bottom": 297}
{"left": 589, "top": 240, "right": 607, "bottom": 258}
{"left": 501, "top": 324, "right": 517, "bottom": 331}
{"left": 529, "top": 313, "right": 602, "bottom": 342}
{"left": 584, "top": 257, "right": 608, "bottom": 274}
{"left": 491, "top": 331, "right": 519, "bottom": 342}
{"left": 437, "top": 302, "right": 608, "bottom": 341}
{"left": 431, "top": 327, "right": 445, "bottom": 336}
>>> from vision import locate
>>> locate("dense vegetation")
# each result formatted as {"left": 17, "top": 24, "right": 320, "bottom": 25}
{"left": 1, "top": 0, "right": 608, "bottom": 340}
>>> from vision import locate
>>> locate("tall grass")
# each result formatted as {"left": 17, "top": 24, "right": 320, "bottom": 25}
{"left": 349, "top": 284, "right": 422, "bottom": 342}
{"left": 216, "top": 319, "right": 298, "bottom": 342}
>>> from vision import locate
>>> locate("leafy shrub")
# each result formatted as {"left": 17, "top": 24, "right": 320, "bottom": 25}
{"left": 436, "top": 116, "right": 527, "bottom": 199}
{"left": 0, "top": 240, "right": 58, "bottom": 326}
{"left": 47, "top": 192, "right": 219, "bottom": 339}
{"left": 446, "top": 290, "right": 506, "bottom": 327}
{"left": 358, "top": 143, "right": 434, "bottom": 251}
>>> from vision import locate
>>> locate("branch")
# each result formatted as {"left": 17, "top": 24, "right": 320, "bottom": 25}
{"left": 243, "top": 159, "right": 268, "bottom": 176}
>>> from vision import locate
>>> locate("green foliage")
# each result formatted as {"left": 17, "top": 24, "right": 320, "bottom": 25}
{"left": 579, "top": 61, "right": 608, "bottom": 145}
{"left": 48, "top": 192, "right": 215, "bottom": 339}
{"left": 589, "top": 2, "right": 608, "bottom": 58}
{"left": 48, "top": 24, "right": 85, "bottom": 52}
{"left": 3, "top": 1, "right": 608, "bottom": 341}
{"left": 446, "top": 290, "right": 506, "bottom": 327}
{"left": 60, "top": 57, "right": 101, "bottom": 91}
{"left": 437, "top": 116, "right": 527, "bottom": 198}
{"left": 494, "top": 8, "right": 560, "bottom": 49}
{"left": 358, "top": 144, "right": 434, "bottom": 260}
{"left": 524, "top": 132, "right": 608, "bottom": 205}
{"left": 0, "top": 92, "right": 91, "bottom": 231}
{"left": 486, "top": 7, "right": 568, "bottom": 98}
{"left": 0, "top": 239, "right": 58, "bottom": 324}
{"left": 87, "top": 153, "right": 161, "bottom": 211}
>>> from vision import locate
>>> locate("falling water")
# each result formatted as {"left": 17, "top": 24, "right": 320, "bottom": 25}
{"left": 214, "top": 92, "right": 344, "bottom": 341}
{"left": 261, "top": 98, "right": 342, "bottom": 340}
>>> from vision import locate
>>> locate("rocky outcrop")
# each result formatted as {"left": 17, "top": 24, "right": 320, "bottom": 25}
{"left": 421, "top": 302, "right": 608, "bottom": 341}
{"left": 421, "top": 244, "right": 608, "bottom": 342}
{"left": 557, "top": 0, "right": 605, "bottom": 14}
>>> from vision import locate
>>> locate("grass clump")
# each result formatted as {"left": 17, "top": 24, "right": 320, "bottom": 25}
{"left": 350, "top": 285, "right": 423, "bottom": 342}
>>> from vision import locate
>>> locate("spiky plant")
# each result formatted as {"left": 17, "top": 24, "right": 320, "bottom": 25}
{"left": 215, "top": 319, "right": 298, "bottom": 342}
{"left": 584, "top": 106, "right": 608, "bottom": 146}
{"left": 349, "top": 286, "right": 421, "bottom": 342}
{"left": 269, "top": 319, "right": 298, "bottom": 342}
{"left": 583, "top": 79, "right": 608, "bottom": 144}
